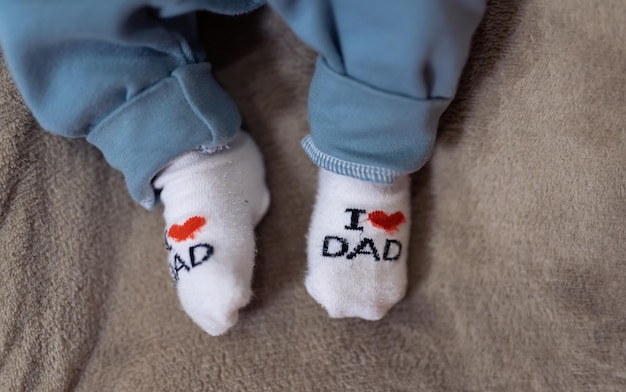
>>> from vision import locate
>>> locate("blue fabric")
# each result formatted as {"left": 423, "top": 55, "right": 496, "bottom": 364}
{"left": 268, "top": 0, "right": 486, "bottom": 182}
{"left": 0, "top": 0, "right": 485, "bottom": 206}
{"left": 0, "top": 0, "right": 261, "bottom": 206}
{"left": 303, "top": 57, "right": 448, "bottom": 183}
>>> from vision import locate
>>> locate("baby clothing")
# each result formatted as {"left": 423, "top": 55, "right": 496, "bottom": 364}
{"left": 156, "top": 130, "right": 270, "bottom": 335}
{"left": 0, "top": 0, "right": 486, "bottom": 334}
{"left": 0, "top": 0, "right": 485, "bottom": 207}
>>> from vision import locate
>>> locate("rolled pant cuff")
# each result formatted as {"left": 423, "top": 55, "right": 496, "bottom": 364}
{"left": 86, "top": 63, "right": 241, "bottom": 209}
{"left": 306, "top": 57, "right": 451, "bottom": 180}
{"left": 301, "top": 135, "right": 402, "bottom": 184}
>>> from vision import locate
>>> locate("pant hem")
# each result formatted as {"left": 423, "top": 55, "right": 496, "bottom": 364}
{"left": 301, "top": 135, "right": 401, "bottom": 184}
{"left": 87, "top": 63, "right": 241, "bottom": 209}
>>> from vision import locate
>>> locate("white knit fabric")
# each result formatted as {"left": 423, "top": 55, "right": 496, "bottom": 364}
{"left": 305, "top": 169, "right": 410, "bottom": 320}
{"left": 154, "top": 131, "right": 269, "bottom": 336}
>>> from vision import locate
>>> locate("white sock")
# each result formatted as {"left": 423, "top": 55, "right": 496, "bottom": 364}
{"left": 154, "top": 130, "right": 270, "bottom": 336}
{"left": 305, "top": 169, "right": 410, "bottom": 320}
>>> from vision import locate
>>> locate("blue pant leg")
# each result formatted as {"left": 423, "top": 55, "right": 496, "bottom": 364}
{"left": 267, "top": 0, "right": 486, "bottom": 182}
{"left": 0, "top": 0, "right": 262, "bottom": 208}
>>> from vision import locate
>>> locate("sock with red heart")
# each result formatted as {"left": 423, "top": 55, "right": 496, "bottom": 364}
{"left": 305, "top": 169, "right": 410, "bottom": 320}
{"left": 154, "top": 130, "right": 270, "bottom": 336}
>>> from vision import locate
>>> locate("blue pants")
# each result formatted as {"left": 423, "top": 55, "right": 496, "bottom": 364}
{"left": 0, "top": 0, "right": 485, "bottom": 208}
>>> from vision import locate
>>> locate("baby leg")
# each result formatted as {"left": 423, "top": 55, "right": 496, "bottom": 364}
{"left": 269, "top": 0, "right": 486, "bottom": 319}
{"left": 0, "top": 0, "right": 268, "bottom": 335}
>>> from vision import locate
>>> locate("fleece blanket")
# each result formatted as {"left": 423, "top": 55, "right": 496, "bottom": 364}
{"left": 1, "top": 1, "right": 625, "bottom": 390}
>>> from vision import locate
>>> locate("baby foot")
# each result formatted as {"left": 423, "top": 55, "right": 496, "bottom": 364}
{"left": 305, "top": 169, "right": 410, "bottom": 320}
{"left": 154, "top": 131, "right": 269, "bottom": 335}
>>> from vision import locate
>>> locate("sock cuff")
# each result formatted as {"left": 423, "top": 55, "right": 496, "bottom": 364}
{"left": 153, "top": 130, "right": 254, "bottom": 189}
{"left": 317, "top": 168, "right": 410, "bottom": 195}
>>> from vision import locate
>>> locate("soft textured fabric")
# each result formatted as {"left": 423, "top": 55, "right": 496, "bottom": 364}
{"left": 0, "top": 0, "right": 251, "bottom": 207}
{"left": 0, "top": 0, "right": 484, "bottom": 207}
{"left": 154, "top": 130, "right": 270, "bottom": 336}
{"left": 306, "top": 169, "right": 410, "bottom": 320}
{"left": 290, "top": 0, "right": 485, "bottom": 182}
{"left": 1, "top": 2, "right": 625, "bottom": 391}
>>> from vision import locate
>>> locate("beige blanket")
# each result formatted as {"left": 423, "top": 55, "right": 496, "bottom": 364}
{"left": 1, "top": 1, "right": 625, "bottom": 390}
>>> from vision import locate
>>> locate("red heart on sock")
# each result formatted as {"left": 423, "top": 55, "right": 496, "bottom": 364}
{"left": 367, "top": 210, "right": 407, "bottom": 234}
{"left": 168, "top": 216, "right": 206, "bottom": 242}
